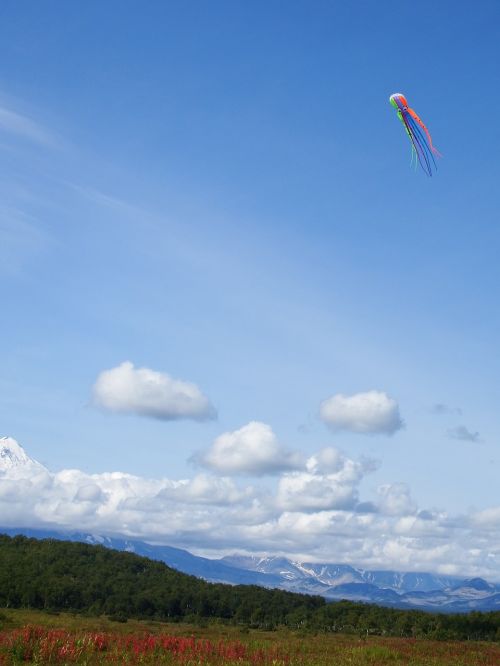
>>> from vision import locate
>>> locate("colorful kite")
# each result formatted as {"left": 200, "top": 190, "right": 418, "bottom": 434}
{"left": 389, "top": 93, "right": 441, "bottom": 176}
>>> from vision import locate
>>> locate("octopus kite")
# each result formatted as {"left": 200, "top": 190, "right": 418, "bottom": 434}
{"left": 389, "top": 93, "right": 441, "bottom": 176}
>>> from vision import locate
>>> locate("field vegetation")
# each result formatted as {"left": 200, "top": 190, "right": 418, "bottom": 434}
{"left": 1, "top": 610, "right": 500, "bottom": 664}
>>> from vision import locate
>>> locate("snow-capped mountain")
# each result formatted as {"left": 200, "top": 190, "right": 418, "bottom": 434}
{"left": 362, "top": 570, "right": 462, "bottom": 593}
{"left": 220, "top": 555, "right": 463, "bottom": 594}
{"left": 228, "top": 556, "right": 347, "bottom": 590}
{"left": 2, "top": 525, "right": 500, "bottom": 612}
{"left": 217, "top": 558, "right": 500, "bottom": 611}
{"left": 0, "top": 437, "right": 46, "bottom": 473}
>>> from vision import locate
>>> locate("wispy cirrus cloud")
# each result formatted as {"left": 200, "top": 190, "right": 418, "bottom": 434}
{"left": 0, "top": 104, "right": 56, "bottom": 147}
{"left": 0, "top": 206, "right": 49, "bottom": 275}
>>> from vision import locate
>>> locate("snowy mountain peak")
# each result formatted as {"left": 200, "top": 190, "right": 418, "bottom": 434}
{"left": 0, "top": 437, "right": 46, "bottom": 473}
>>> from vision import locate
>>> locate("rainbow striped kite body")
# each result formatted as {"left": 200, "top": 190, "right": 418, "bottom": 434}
{"left": 389, "top": 93, "right": 441, "bottom": 176}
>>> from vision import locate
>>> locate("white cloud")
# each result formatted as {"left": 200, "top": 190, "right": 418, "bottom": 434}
{"left": 470, "top": 507, "right": 500, "bottom": 527}
{"left": 74, "top": 483, "right": 106, "bottom": 503}
{"left": 92, "top": 361, "right": 216, "bottom": 422}
{"left": 194, "top": 421, "right": 302, "bottom": 476}
{"left": 276, "top": 449, "right": 377, "bottom": 513}
{"left": 319, "top": 390, "right": 403, "bottom": 435}
{"left": 306, "top": 447, "right": 379, "bottom": 477}
{"left": 376, "top": 483, "right": 417, "bottom": 516}
{"left": 276, "top": 472, "right": 358, "bottom": 512}
{"left": 3, "top": 436, "right": 500, "bottom": 578}
{"left": 305, "top": 447, "right": 344, "bottom": 474}
{"left": 158, "top": 474, "right": 251, "bottom": 506}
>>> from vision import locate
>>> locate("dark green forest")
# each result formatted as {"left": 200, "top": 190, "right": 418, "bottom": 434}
{"left": 2, "top": 534, "right": 500, "bottom": 641}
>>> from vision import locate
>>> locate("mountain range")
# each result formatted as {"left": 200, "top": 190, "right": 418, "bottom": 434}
{"left": 2, "top": 526, "right": 500, "bottom": 613}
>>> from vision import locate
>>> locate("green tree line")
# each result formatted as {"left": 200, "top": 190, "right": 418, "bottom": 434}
{"left": 1, "top": 534, "right": 500, "bottom": 641}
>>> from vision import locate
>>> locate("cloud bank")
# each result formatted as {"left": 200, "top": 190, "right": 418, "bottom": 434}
{"left": 320, "top": 390, "right": 403, "bottom": 435}
{"left": 2, "top": 436, "right": 500, "bottom": 579}
{"left": 92, "top": 362, "right": 216, "bottom": 422}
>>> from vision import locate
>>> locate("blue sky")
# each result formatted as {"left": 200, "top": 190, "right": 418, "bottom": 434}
{"left": 1, "top": 1, "right": 500, "bottom": 574}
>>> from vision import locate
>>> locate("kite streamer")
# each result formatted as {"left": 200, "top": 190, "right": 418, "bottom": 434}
{"left": 389, "top": 93, "right": 441, "bottom": 176}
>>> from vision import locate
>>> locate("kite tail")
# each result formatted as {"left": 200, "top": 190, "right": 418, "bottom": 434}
{"left": 398, "top": 109, "right": 434, "bottom": 176}
{"left": 406, "top": 106, "right": 442, "bottom": 158}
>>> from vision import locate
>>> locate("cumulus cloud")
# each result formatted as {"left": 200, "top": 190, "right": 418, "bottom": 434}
{"left": 158, "top": 474, "right": 251, "bottom": 506}
{"left": 92, "top": 361, "right": 216, "bottom": 422}
{"left": 305, "top": 447, "right": 345, "bottom": 474}
{"left": 447, "top": 425, "right": 481, "bottom": 443}
{"left": 74, "top": 483, "right": 107, "bottom": 503}
{"left": 471, "top": 507, "right": 500, "bottom": 527}
{"left": 320, "top": 390, "right": 403, "bottom": 435}
{"left": 277, "top": 473, "right": 357, "bottom": 512}
{"left": 275, "top": 447, "right": 376, "bottom": 513}
{"left": 376, "top": 483, "right": 417, "bottom": 516}
{"left": 194, "top": 421, "right": 302, "bottom": 476}
{"left": 306, "top": 448, "right": 379, "bottom": 477}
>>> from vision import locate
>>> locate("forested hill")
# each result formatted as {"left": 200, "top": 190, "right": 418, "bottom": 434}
{"left": 2, "top": 534, "right": 500, "bottom": 641}
{"left": 0, "top": 534, "right": 323, "bottom": 624}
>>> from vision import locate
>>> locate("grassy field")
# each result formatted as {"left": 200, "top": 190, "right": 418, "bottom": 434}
{"left": 1, "top": 609, "right": 500, "bottom": 664}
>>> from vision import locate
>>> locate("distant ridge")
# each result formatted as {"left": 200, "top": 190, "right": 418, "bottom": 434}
{"left": 4, "top": 532, "right": 500, "bottom": 641}
{"left": 3, "top": 525, "right": 500, "bottom": 613}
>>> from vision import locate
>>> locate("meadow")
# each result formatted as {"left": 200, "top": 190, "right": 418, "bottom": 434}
{"left": 1, "top": 609, "right": 500, "bottom": 665}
